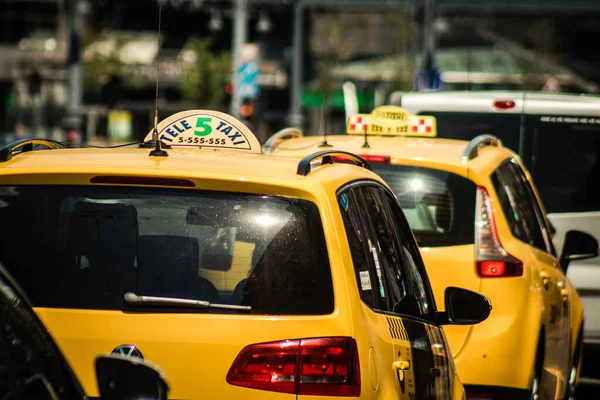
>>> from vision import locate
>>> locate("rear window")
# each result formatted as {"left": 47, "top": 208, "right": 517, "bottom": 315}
{"left": 416, "top": 111, "right": 521, "bottom": 152}
{"left": 526, "top": 115, "right": 600, "bottom": 213}
{"left": 0, "top": 186, "right": 333, "bottom": 315}
{"left": 371, "top": 164, "right": 476, "bottom": 247}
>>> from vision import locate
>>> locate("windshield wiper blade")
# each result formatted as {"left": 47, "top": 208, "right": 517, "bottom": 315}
{"left": 124, "top": 292, "right": 251, "bottom": 311}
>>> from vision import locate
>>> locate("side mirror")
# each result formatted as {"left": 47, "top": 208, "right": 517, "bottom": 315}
{"left": 437, "top": 286, "right": 492, "bottom": 325}
{"left": 560, "top": 230, "right": 599, "bottom": 273}
{"left": 96, "top": 354, "right": 169, "bottom": 400}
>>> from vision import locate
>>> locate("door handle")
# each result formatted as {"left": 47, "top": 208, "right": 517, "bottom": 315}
{"left": 540, "top": 271, "right": 551, "bottom": 289}
{"left": 394, "top": 360, "right": 410, "bottom": 370}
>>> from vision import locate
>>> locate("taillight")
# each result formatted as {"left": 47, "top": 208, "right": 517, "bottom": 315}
{"left": 226, "top": 337, "right": 360, "bottom": 397}
{"left": 475, "top": 186, "right": 523, "bottom": 278}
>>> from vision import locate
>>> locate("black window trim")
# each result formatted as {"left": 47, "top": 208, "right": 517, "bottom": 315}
{"left": 336, "top": 179, "right": 439, "bottom": 325}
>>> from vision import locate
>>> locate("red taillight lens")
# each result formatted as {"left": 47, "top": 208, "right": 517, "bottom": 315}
{"left": 493, "top": 100, "right": 516, "bottom": 110}
{"left": 358, "top": 154, "right": 390, "bottom": 163}
{"left": 475, "top": 186, "right": 523, "bottom": 278}
{"left": 332, "top": 154, "right": 390, "bottom": 164}
{"left": 477, "top": 260, "right": 523, "bottom": 278}
{"left": 227, "top": 337, "right": 360, "bottom": 397}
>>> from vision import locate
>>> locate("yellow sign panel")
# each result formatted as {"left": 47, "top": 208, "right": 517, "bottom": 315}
{"left": 346, "top": 106, "right": 437, "bottom": 137}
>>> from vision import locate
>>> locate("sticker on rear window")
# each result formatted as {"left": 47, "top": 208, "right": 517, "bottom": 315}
{"left": 359, "top": 271, "right": 372, "bottom": 290}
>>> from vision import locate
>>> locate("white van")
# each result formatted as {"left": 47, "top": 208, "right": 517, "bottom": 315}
{"left": 389, "top": 90, "right": 600, "bottom": 377}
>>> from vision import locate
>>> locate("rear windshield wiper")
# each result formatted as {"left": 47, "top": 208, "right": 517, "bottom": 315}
{"left": 124, "top": 292, "right": 251, "bottom": 311}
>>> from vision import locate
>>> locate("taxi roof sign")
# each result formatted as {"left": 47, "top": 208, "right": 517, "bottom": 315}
{"left": 347, "top": 106, "right": 437, "bottom": 138}
{"left": 145, "top": 109, "right": 261, "bottom": 153}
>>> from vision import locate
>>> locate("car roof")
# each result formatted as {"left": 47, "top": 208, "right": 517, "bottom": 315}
{"left": 0, "top": 109, "right": 386, "bottom": 194}
{"left": 269, "top": 133, "right": 516, "bottom": 177}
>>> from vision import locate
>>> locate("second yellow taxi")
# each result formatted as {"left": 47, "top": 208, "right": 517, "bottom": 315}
{"left": 266, "top": 105, "right": 597, "bottom": 400}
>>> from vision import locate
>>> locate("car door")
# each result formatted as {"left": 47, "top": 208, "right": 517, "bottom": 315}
{"left": 338, "top": 183, "right": 417, "bottom": 400}
{"left": 344, "top": 183, "right": 453, "bottom": 400}
{"left": 492, "top": 160, "right": 568, "bottom": 391}
{"left": 377, "top": 187, "right": 454, "bottom": 400}
{"left": 0, "top": 264, "right": 85, "bottom": 400}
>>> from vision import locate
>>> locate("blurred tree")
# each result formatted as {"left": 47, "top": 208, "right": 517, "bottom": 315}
{"left": 309, "top": 13, "right": 353, "bottom": 133}
{"left": 180, "top": 38, "right": 232, "bottom": 109}
{"left": 83, "top": 32, "right": 144, "bottom": 94}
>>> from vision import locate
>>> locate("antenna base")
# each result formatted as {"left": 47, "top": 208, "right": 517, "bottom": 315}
{"left": 361, "top": 142, "right": 371, "bottom": 149}
{"left": 318, "top": 141, "right": 332, "bottom": 148}
{"left": 149, "top": 148, "right": 169, "bottom": 157}
{"left": 139, "top": 140, "right": 172, "bottom": 149}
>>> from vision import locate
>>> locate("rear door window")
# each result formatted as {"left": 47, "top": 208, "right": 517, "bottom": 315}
{"left": 491, "top": 160, "right": 552, "bottom": 254}
{"left": 338, "top": 183, "right": 434, "bottom": 320}
{"left": 370, "top": 164, "right": 477, "bottom": 247}
{"left": 525, "top": 115, "right": 600, "bottom": 213}
{"left": 0, "top": 186, "right": 333, "bottom": 315}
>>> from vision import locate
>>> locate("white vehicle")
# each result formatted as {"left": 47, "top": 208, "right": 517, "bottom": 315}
{"left": 389, "top": 90, "right": 600, "bottom": 378}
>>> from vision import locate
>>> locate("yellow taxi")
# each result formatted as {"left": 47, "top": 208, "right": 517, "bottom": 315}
{"left": 0, "top": 110, "right": 491, "bottom": 400}
{"left": 266, "top": 105, "right": 598, "bottom": 400}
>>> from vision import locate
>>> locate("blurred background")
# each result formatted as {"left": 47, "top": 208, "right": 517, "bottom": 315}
{"left": 1, "top": 0, "right": 600, "bottom": 145}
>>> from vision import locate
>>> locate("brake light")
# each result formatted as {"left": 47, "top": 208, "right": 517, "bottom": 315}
{"left": 358, "top": 155, "right": 390, "bottom": 163}
{"left": 332, "top": 154, "right": 390, "bottom": 164}
{"left": 226, "top": 337, "right": 360, "bottom": 397}
{"left": 475, "top": 186, "right": 523, "bottom": 277}
{"left": 493, "top": 100, "right": 516, "bottom": 110}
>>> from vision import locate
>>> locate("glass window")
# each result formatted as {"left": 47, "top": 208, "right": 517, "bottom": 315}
{"left": 526, "top": 115, "right": 600, "bottom": 213}
{"left": 381, "top": 193, "right": 435, "bottom": 319}
{"left": 417, "top": 111, "right": 522, "bottom": 153}
{"left": 338, "top": 186, "right": 396, "bottom": 311}
{"left": 370, "top": 164, "right": 477, "bottom": 247}
{"left": 0, "top": 186, "right": 333, "bottom": 315}
{"left": 339, "top": 184, "right": 432, "bottom": 319}
{"left": 491, "top": 160, "right": 549, "bottom": 253}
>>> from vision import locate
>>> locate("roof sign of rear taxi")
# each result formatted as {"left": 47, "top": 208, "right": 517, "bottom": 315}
{"left": 144, "top": 109, "right": 261, "bottom": 153}
{"left": 347, "top": 105, "right": 437, "bottom": 137}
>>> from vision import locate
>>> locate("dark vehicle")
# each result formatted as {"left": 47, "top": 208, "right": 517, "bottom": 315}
{"left": 0, "top": 263, "right": 169, "bottom": 400}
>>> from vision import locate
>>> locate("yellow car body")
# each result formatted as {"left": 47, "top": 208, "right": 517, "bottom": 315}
{"left": 0, "top": 110, "right": 486, "bottom": 400}
{"left": 266, "top": 106, "right": 588, "bottom": 400}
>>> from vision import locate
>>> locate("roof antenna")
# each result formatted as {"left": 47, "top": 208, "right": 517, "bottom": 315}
{"left": 146, "top": 0, "right": 169, "bottom": 156}
{"left": 318, "top": 102, "right": 332, "bottom": 148}
{"left": 361, "top": 123, "right": 370, "bottom": 148}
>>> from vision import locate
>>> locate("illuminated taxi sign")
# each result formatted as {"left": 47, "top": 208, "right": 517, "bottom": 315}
{"left": 145, "top": 109, "right": 261, "bottom": 154}
{"left": 346, "top": 106, "right": 437, "bottom": 137}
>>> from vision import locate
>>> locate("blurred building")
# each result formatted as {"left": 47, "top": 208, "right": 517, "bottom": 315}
{"left": 1, "top": 0, "right": 600, "bottom": 140}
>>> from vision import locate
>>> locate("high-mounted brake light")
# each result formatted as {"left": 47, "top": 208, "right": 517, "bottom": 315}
{"left": 475, "top": 186, "right": 523, "bottom": 278}
{"left": 226, "top": 337, "right": 360, "bottom": 397}
{"left": 493, "top": 100, "right": 516, "bottom": 110}
{"left": 358, "top": 155, "right": 390, "bottom": 163}
{"left": 331, "top": 155, "right": 390, "bottom": 164}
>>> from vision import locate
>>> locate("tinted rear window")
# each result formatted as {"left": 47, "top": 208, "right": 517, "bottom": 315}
{"left": 0, "top": 186, "right": 333, "bottom": 315}
{"left": 416, "top": 111, "right": 521, "bottom": 152}
{"left": 371, "top": 164, "right": 476, "bottom": 247}
{"left": 527, "top": 115, "right": 600, "bottom": 213}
